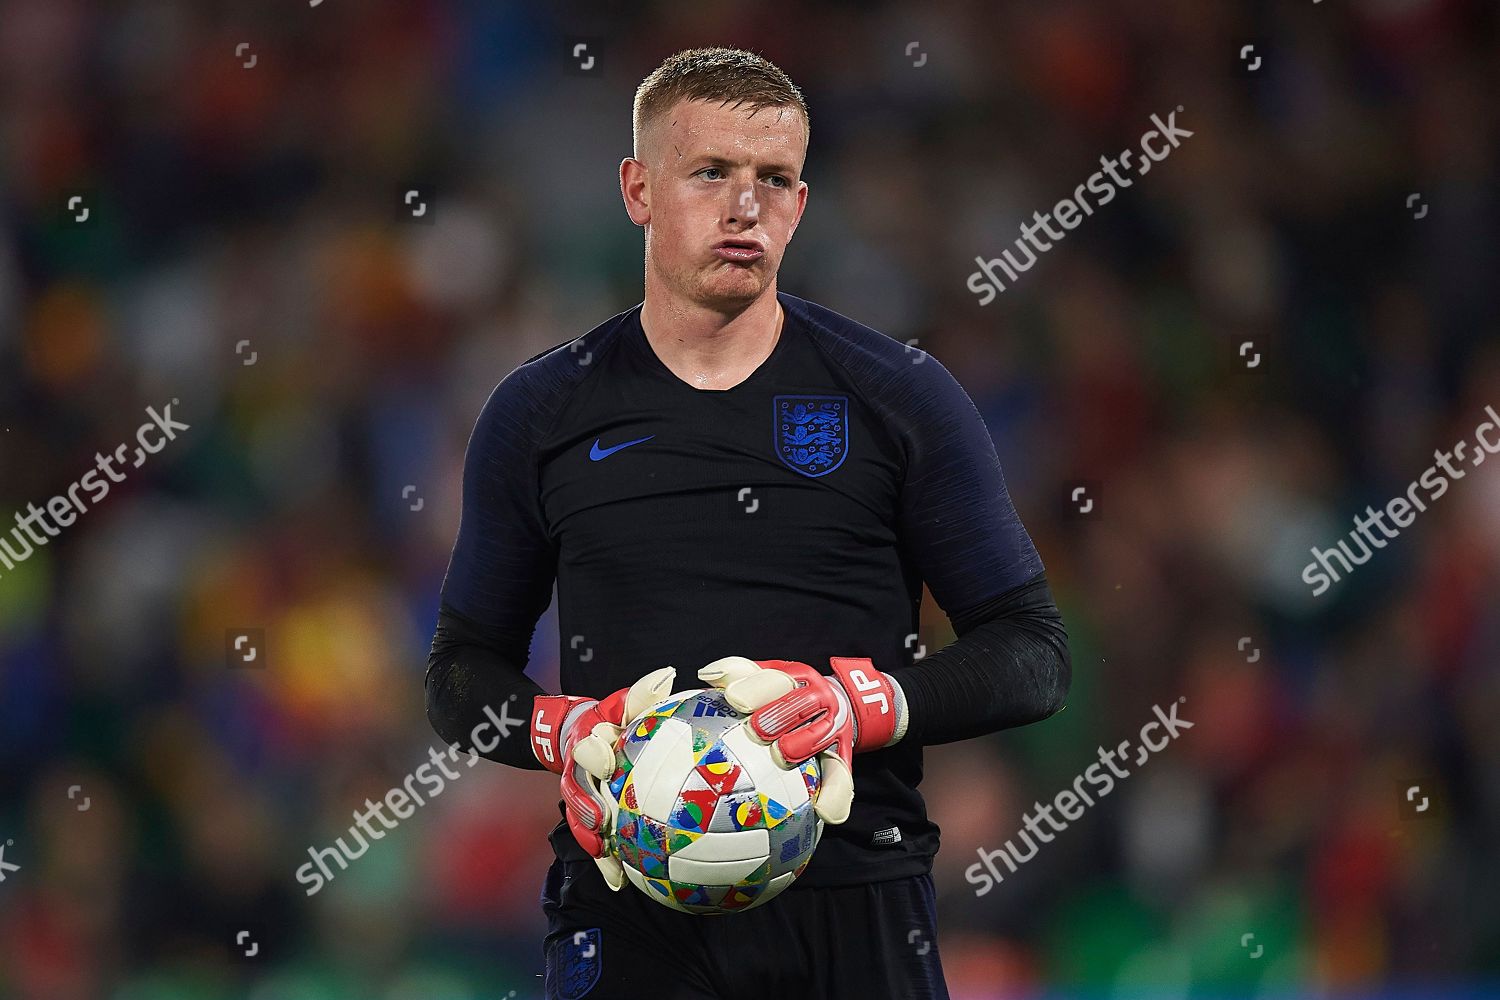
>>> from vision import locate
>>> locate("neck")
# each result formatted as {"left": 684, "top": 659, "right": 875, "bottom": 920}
{"left": 639, "top": 280, "right": 784, "bottom": 391}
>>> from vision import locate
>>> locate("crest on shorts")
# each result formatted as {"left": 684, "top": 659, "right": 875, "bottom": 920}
{"left": 557, "top": 927, "right": 601, "bottom": 999}
{"left": 774, "top": 395, "right": 848, "bottom": 478}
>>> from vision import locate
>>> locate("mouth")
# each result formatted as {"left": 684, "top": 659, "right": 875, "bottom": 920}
{"left": 712, "top": 239, "right": 765, "bottom": 264}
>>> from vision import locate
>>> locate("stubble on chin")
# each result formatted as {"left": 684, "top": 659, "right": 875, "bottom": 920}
{"left": 681, "top": 262, "right": 768, "bottom": 312}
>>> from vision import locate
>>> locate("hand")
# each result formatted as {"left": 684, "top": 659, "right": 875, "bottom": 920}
{"left": 697, "top": 656, "right": 907, "bottom": 825}
{"left": 532, "top": 667, "right": 676, "bottom": 890}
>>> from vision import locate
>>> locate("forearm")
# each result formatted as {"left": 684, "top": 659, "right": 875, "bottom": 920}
{"left": 894, "top": 572, "right": 1070, "bottom": 746}
{"left": 425, "top": 604, "right": 548, "bottom": 770}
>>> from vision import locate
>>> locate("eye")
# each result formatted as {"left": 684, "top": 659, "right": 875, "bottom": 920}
{"left": 763, "top": 175, "right": 789, "bottom": 188}
{"left": 696, "top": 167, "right": 724, "bottom": 181}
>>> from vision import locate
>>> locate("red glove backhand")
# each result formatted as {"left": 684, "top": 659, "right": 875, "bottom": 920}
{"left": 532, "top": 667, "right": 676, "bottom": 889}
{"left": 698, "top": 656, "right": 908, "bottom": 825}
{"left": 747, "top": 656, "right": 902, "bottom": 761}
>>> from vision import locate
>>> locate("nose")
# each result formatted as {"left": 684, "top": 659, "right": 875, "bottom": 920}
{"left": 726, "top": 185, "right": 760, "bottom": 228}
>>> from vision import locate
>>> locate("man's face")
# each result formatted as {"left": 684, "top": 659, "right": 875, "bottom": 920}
{"left": 624, "top": 98, "right": 809, "bottom": 311}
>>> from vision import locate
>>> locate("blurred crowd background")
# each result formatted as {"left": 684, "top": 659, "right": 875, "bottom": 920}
{"left": 2, "top": 0, "right": 1498, "bottom": 997}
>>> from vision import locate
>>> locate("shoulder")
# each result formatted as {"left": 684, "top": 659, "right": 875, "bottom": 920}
{"left": 477, "top": 304, "right": 640, "bottom": 428}
{"left": 779, "top": 292, "right": 978, "bottom": 426}
{"left": 780, "top": 292, "right": 917, "bottom": 372}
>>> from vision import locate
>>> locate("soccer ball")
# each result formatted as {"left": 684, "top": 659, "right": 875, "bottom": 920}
{"left": 603, "top": 687, "right": 823, "bottom": 914}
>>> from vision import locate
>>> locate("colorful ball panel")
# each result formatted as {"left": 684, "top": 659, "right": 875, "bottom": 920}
{"left": 606, "top": 687, "right": 824, "bottom": 915}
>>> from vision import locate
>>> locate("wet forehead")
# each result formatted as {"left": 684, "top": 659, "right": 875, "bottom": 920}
{"left": 654, "top": 98, "right": 807, "bottom": 166}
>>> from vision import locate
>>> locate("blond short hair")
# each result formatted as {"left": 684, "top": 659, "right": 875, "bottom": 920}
{"left": 632, "top": 47, "right": 809, "bottom": 158}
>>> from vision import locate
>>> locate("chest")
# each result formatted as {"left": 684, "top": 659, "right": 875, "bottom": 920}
{"left": 537, "top": 383, "right": 903, "bottom": 556}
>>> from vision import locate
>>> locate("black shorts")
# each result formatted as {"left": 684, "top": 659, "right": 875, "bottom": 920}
{"left": 541, "top": 858, "right": 950, "bottom": 1000}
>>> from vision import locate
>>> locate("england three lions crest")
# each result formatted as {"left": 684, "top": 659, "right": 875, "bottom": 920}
{"left": 774, "top": 395, "right": 848, "bottom": 478}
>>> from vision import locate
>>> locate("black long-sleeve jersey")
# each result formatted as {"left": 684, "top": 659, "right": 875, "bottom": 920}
{"left": 426, "top": 291, "right": 1069, "bottom": 887}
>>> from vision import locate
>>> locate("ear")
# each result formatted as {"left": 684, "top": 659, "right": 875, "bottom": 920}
{"left": 620, "top": 157, "right": 650, "bottom": 227}
{"left": 785, "top": 179, "right": 810, "bottom": 243}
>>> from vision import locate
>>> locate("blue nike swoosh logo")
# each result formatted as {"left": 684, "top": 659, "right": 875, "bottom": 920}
{"left": 589, "top": 434, "right": 655, "bottom": 461}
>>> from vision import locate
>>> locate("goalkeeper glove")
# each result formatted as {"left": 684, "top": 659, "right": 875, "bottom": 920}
{"left": 697, "top": 656, "right": 908, "bottom": 825}
{"left": 531, "top": 667, "right": 676, "bottom": 890}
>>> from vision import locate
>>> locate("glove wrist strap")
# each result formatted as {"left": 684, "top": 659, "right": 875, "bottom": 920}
{"left": 887, "top": 673, "right": 910, "bottom": 747}
{"left": 531, "top": 694, "right": 596, "bottom": 774}
{"left": 829, "top": 656, "right": 904, "bottom": 752}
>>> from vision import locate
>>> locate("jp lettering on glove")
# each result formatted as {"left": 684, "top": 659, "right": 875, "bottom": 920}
{"left": 531, "top": 667, "right": 676, "bottom": 890}
{"left": 697, "top": 656, "right": 908, "bottom": 825}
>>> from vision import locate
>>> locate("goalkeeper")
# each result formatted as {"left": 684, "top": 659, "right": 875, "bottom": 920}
{"left": 426, "top": 47, "right": 1070, "bottom": 1000}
